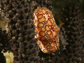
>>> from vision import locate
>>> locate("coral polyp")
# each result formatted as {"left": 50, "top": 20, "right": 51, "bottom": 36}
{"left": 33, "top": 7, "right": 60, "bottom": 54}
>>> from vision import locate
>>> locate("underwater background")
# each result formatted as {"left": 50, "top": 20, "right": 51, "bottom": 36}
{"left": 0, "top": 0, "right": 84, "bottom": 63}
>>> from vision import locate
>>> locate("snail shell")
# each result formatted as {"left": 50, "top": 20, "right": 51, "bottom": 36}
{"left": 33, "top": 7, "right": 60, "bottom": 54}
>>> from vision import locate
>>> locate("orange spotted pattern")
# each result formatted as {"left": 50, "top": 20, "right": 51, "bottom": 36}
{"left": 33, "top": 7, "right": 60, "bottom": 54}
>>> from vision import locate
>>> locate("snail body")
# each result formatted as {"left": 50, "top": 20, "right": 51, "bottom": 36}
{"left": 33, "top": 7, "right": 60, "bottom": 54}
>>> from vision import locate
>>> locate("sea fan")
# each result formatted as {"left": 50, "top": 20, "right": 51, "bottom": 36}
{"left": 2, "top": 0, "right": 39, "bottom": 63}
{"left": 1, "top": 0, "right": 84, "bottom": 63}
{"left": 60, "top": 4, "right": 83, "bottom": 63}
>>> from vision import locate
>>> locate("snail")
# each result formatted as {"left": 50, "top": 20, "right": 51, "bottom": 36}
{"left": 33, "top": 7, "right": 60, "bottom": 54}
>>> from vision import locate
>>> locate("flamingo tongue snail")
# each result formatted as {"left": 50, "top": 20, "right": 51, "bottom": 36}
{"left": 33, "top": 7, "right": 60, "bottom": 54}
